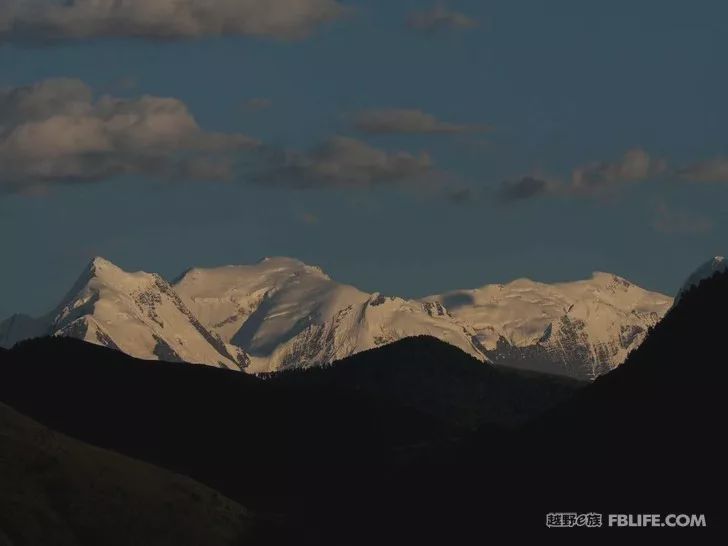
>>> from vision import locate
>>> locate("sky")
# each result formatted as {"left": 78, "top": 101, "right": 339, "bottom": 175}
{"left": 1, "top": 0, "right": 728, "bottom": 318}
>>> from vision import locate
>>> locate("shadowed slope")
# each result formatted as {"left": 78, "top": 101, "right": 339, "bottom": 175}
{"left": 531, "top": 269, "right": 728, "bottom": 441}
{"left": 3, "top": 264, "right": 725, "bottom": 546}
{"left": 0, "top": 334, "right": 581, "bottom": 517}
{"left": 0, "top": 337, "right": 449, "bottom": 513}
{"left": 272, "top": 336, "right": 583, "bottom": 428}
{"left": 297, "top": 271, "right": 728, "bottom": 543}
{"left": 434, "top": 270, "right": 728, "bottom": 538}
{"left": 0, "top": 401, "right": 257, "bottom": 546}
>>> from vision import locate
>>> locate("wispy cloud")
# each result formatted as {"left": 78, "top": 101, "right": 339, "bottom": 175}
{"left": 297, "top": 211, "right": 320, "bottom": 224}
{"left": 407, "top": 4, "right": 478, "bottom": 33}
{"left": 352, "top": 108, "right": 487, "bottom": 135}
{"left": 445, "top": 187, "right": 475, "bottom": 204}
{"left": 258, "top": 136, "right": 433, "bottom": 189}
{"left": 570, "top": 148, "right": 666, "bottom": 196}
{"left": 496, "top": 176, "right": 553, "bottom": 202}
{"left": 0, "top": 78, "right": 256, "bottom": 193}
{"left": 652, "top": 201, "right": 713, "bottom": 234}
{"left": 242, "top": 98, "right": 273, "bottom": 112}
{"left": 497, "top": 148, "right": 666, "bottom": 203}
{"left": 0, "top": 0, "right": 347, "bottom": 44}
{"left": 677, "top": 157, "right": 728, "bottom": 183}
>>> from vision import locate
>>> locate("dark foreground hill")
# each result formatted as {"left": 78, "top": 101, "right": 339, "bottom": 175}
{"left": 0, "top": 401, "right": 259, "bottom": 546}
{"left": 257, "top": 271, "right": 727, "bottom": 543}
{"left": 358, "top": 270, "right": 728, "bottom": 542}
{"left": 271, "top": 336, "right": 583, "bottom": 428}
{"left": 0, "top": 333, "right": 578, "bottom": 520}
{"left": 1, "top": 268, "right": 727, "bottom": 543}
{"left": 520, "top": 268, "right": 728, "bottom": 515}
{"left": 0, "top": 339, "right": 435, "bottom": 515}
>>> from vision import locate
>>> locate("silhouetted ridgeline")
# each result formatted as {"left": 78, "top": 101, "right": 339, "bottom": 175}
{"left": 0, "top": 399, "right": 271, "bottom": 546}
{"left": 287, "top": 271, "right": 726, "bottom": 541}
{"left": 0, "top": 337, "right": 444, "bottom": 512}
{"left": 0, "top": 271, "right": 726, "bottom": 542}
{"left": 420, "top": 270, "right": 728, "bottom": 539}
{"left": 0, "top": 333, "right": 579, "bottom": 504}
{"left": 270, "top": 336, "right": 583, "bottom": 428}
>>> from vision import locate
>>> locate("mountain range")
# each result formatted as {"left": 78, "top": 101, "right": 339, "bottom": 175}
{"left": 0, "top": 256, "right": 677, "bottom": 379}
{"left": 0, "top": 261, "right": 725, "bottom": 543}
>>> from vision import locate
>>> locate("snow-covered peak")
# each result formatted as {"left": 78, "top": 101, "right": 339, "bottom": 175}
{"left": 676, "top": 256, "right": 727, "bottom": 301}
{"left": 589, "top": 271, "right": 632, "bottom": 285}
{"left": 65, "top": 257, "right": 164, "bottom": 301}
{"left": 178, "top": 257, "right": 330, "bottom": 291}
{"left": 175, "top": 259, "right": 370, "bottom": 366}
{"left": 424, "top": 272, "right": 672, "bottom": 379}
{"left": 174, "top": 258, "right": 484, "bottom": 373}
{"left": 89, "top": 255, "right": 115, "bottom": 269}
{"left": 47, "top": 257, "right": 247, "bottom": 370}
{"left": 467, "top": 271, "right": 633, "bottom": 297}
{"left": 88, "top": 256, "right": 156, "bottom": 286}
{"left": 2, "top": 256, "right": 676, "bottom": 380}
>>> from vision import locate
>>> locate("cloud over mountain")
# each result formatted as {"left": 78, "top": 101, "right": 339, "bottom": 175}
{"left": 0, "top": 0, "right": 346, "bottom": 43}
{"left": 0, "top": 78, "right": 256, "bottom": 193}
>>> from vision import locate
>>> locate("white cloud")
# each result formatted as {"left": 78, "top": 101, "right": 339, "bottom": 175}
{"left": 260, "top": 136, "right": 433, "bottom": 188}
{"left": 570, "top": 148, "right": 665, "bottom": 195}
{"left": 0, "top": 78, "right": 256, "bottom": 192}
{"left": 652, "top": 202, "right": 713, "bottom": 235}
{"left": 678, "top": 157, "right": 728, "bottom": 183}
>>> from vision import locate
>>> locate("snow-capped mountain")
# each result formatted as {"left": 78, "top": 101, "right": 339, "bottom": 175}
{"left": 0, "top": 258, "right": 247, "bottom": 370}
{"left": 675, "top": 256, "right": 727, "bottom": 302}
{"left": 1, "top": 256, "right": 675, "bottom": 379}
{"left": 173, "top": 257, "right": 484, "bottom": 373}
{"left": 423, "top": 273, "right": 673, "bottom": 380}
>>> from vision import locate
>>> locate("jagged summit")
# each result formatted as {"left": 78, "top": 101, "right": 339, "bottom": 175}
{"left": 2, "top": 256, "right": 674, "bottom": 379}
{"left": 676, "top": 256, "right": 727, "bottom": 302}
{"left": 89, "top": 255, "right": 116, "bottom": 268}
{"left": 424, "top": 271, "right": 672, "bottom": 379}
{"left": 1, "top": 258, "right": 248, "bottom": 370}
{"left": 174, "top": 258, "right": 482, "bottom": 373}
{"left": 80, "top": 256, "right": 153, "bottom": 284}
{"left": 66, "top": 257, "right": 163, "bottom": 303}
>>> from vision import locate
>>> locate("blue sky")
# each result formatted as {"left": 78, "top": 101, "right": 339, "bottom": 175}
{"left": 1, "top": 0, "right": 727, "bottom": 317}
